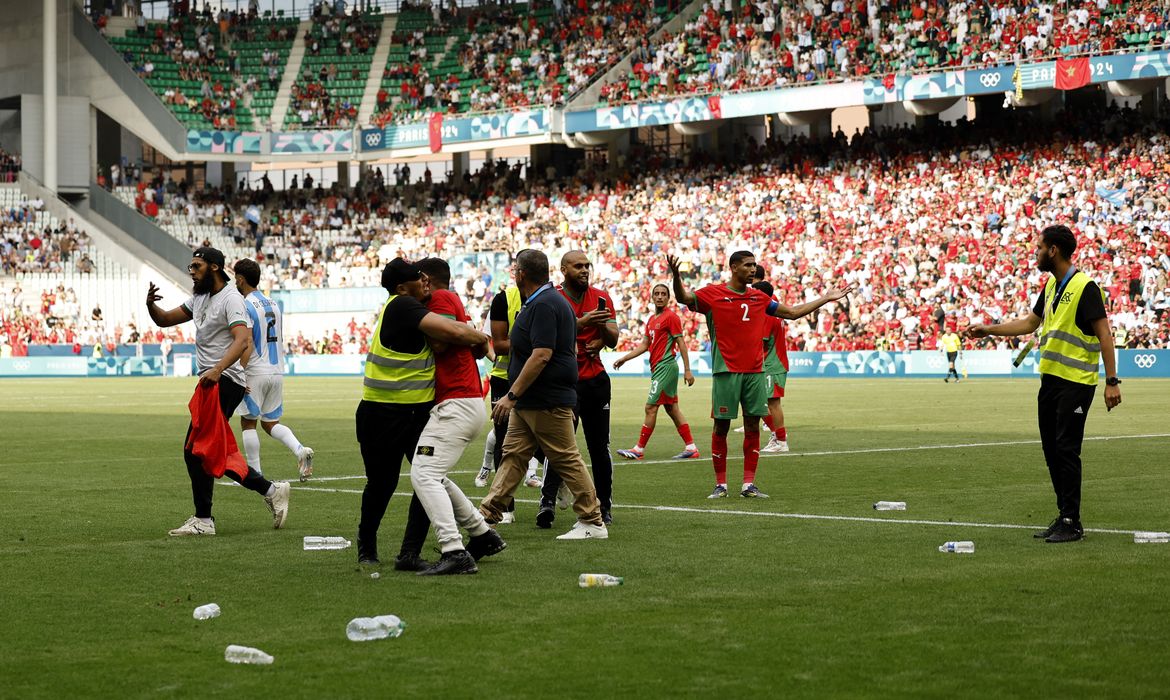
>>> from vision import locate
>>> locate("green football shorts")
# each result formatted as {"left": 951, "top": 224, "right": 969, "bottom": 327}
{"left": 646, "top": 360, "right": 680, "bottom": 405}
{"left": 710, "top": 371, "right": 768, "bottom": 420}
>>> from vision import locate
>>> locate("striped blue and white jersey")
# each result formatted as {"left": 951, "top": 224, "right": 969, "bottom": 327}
{"left": 243, "top": 291, "right": 285, "bottom": 376}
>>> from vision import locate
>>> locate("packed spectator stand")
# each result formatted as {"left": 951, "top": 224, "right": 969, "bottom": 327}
{"left": 286, "top": 5, "right": 383, "bottom": 129}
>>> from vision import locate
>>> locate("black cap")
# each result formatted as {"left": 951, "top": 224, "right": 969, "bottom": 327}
{"left": 381, "top": 257, "right": 422, "bottom": 291}
{"left": 193, "top": 246, "right": 230, "bottom": 281}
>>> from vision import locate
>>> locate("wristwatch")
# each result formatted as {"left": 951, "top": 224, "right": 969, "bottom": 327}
{"left": 507, "top": 390, "right": 520, "bottom": 401}
{"left": 1105, "top": 377, "right": 1121, "bottom": 386}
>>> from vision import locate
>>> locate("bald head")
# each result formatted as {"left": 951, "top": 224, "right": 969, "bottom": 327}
{"left": 561, "top": 250, "right": 592, "bottom": 293}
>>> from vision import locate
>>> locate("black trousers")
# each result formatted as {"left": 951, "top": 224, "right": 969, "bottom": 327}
{"left": 1037, "top": 374, "right": 1096, "bottom": 523}
{"left": 183, "top": 378, "right": 272, "bottom": 519}
{"left": 541, "top": 372, "right": 612, "bottom": 512}
{"left": 355, "top": 399, "right": 433, "bottom": 554}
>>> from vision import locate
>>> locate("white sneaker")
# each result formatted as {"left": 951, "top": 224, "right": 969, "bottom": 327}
{"left": 169, "top": 516, "right": 216, "bottom": 537}
{"left": 474, "top": 465, "right": 491, "bottom": 488}
{"left": 775, "top": 440, "right": 789, "bottom": 453}
{"left": 297, "top": 446, "right": 315, "bottom": 481}
{"left": 733, "top": 425, "right": 745, "bottom": 433}
{"left": 555, "top": 521, "right": 609, "bottom": 540}
{"left": 524, "top": 470, "right": 543, "bottom": 489}
{"left": 500, "top": 511, "right": 515, "bottom": 524}
{"left": 264, "top": 481, "right": 290, "bottom": 529}
{"left": 556, "top": 482, "right": 571, "bottom": 510}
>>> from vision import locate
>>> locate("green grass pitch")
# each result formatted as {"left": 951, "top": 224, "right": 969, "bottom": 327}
{"left": 3, "top": 376, "right": 1169, "bottom": 698}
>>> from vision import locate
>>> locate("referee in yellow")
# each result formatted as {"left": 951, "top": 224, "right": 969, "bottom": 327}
{"left": 940, "top": 329, "right": 963, "bottom": 382}
{"left": 967, "top": 225, "right": 1122, "bottom": 543}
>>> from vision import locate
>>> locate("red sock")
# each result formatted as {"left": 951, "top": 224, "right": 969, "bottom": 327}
{"left": 636, "top": 424, "right": 654, "bottom": 449}
{"left": 743, "top": 432, "right": 760, "bottom": 484}
{"left": 677, "top": 423, "right": 694, "bottom": 446}
{"left": 763, "top": 415, "right": 775, "bottom": 432}
{"left": 775, "top": 426, "right": 787, "bottom": 441}
{"left": 711, "top": 433, "right": 728, "bottom": 484}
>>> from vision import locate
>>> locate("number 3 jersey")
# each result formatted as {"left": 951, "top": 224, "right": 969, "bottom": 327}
{"left": 243, "top": 290, "right": 285, "bottom": 376}
{"left": 692, "top": 284, "right": 777, "bottom": 373}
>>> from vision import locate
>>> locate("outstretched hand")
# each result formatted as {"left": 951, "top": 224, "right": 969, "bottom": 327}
{"left": 666, "top": 254, "right": 682, "bottom": 277}
{"left": 146, "top": 282, "right": 163, "bottom": 307}
{"left": 965, "top": 325, "right": 991, "bottom": 339}
{"left": 824, "top": 285, "right": 854, "bottom": 302}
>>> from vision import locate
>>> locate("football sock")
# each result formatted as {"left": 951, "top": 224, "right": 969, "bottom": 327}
{"left": 743, "top": 432, "right": 761, "bottom": 484}
{"left": 270, "top": 424, "right": 303, "bottom": 456}
{"left": 776, "top": 426, "right": 787, "bottom": 441}
{"left": 763, "top": 415, "right": 775, "bottom": 432}
{"left": 482, "top": 430, "right": 497, "bottom": 470}
{"left": 242, "top": 428, "right": 262, "bottom": 474}
{"left": 636, "top": 425, "right": 654, "bottom": 450}
{"left": 711, "top": 434, "right": 728, "bottom": 484}
{"left": 678, "top": 423, "right": 694, "bottom": 446}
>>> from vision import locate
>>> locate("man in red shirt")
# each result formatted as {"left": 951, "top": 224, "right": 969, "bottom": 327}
{"left": 538, "top": 251, "right": 619, "bottom": 527}
{"left": 613, "top": 283, "right": 699, "bottom": 460}
{"left": 403, "top": 258, "right": 506, "bottom": 575}
{"left": 669, "top": 251, "right": 851, "bottom": 498}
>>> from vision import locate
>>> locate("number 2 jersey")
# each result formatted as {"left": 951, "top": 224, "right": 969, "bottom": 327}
{"left": 692, "top": 284, "right": 778, "bottom": 374}
{"left": 243, "top": 290, "right": 285, "bottom": 377}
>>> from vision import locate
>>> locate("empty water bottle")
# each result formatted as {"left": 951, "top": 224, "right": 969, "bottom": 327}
{"left": 579, "top": 573, "right": 624, "bottom": 588}
{"left": 873, "top": 501, "right": 907, "bottom": 511}
{"left": 224, "top": 645, "right": 274, "bottom": 665}
{"left": 346, "top": 615, "right": 406, "bottom": 642}
{"left": 938, "top": 541, "right": 975, "bottom": 554}
{"left": 193, "top": 603, "right": 221, "bottom": 620}
{"left": 1134, "top": 532, "right": 1170, "bottom": 544}
{"left": 304, "top": 536, "right": 351, "bottom": 550}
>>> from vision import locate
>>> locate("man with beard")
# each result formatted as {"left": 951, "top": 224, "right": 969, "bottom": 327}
{"left": 967, "top": 225, "right": 1122, "bottom": 543}
{"left": 614, "top": 283, "right": 699, "bottom": 460}
{"left": 537, "top": 250, "right": 618, "bottom": 528}
{"left": 356, "top": 258, "right": 492, "bottom": 568}
{"left": 147, "top": 247, "right": 290, "bottom": 536}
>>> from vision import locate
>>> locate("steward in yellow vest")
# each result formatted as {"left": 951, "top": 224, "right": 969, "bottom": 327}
{"left": 966, "top": 225, "right": 1121, "bottom": 543}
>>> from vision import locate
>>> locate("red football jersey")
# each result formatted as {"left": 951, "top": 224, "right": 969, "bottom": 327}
{"left": 693, "top": 284, "right": 776, "bottom": 373}
{"left": 647, "top": 308, "right": 683, "bottom": 369}
{"left": 559, "top": 285, "right": 615, "bottom": 381}
{"left": 426, "top": 289, "right": 482, "bottom": 402}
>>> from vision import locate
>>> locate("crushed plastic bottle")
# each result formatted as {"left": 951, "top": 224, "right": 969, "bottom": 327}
{"left": 872, "top": 501, "right": 907, "bottom": 511}
{"left": 224, "top": 645, "right": 274, "bottom": 665}
{"left": 938, "top": 541, "right": 975, "bottom": 554}
{"left": 346, "top": 615, "right": 406, "bottom": 642}
{"left": 1134, "top": 532, "right": 1170, "bottom": 544}
{"left": 578, "top": 573, "right": 624, "bottom": 588}
{"left": 304, "top": 536, "right": 352, "bottom": 550}
{"left": 193, "top": 603, "right": 221, "bottom": 620}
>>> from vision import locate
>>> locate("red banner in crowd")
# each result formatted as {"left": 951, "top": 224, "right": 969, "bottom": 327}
{"left": 429, "top": 112, "right": 444, "bottom": 153}
{"left": 1054, "top": 57, "right": 1090, "bottom": 90}
{"left": 707, "top": 95, "right": 722, "bottom": 120}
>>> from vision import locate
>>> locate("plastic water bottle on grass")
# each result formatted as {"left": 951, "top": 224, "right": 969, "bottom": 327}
{"left": 873, "top": 501, "right": 906, "bottom": 511}
{"left": 304, "top": 536, "right": 351, "bottom": 550}
{"left": 1134, "top": 532, "right": 1170, "bottom": 543}
{"left": 193, "top": 603, "right": 221, "bottom": 620}
{"left": 224, "top": 645, "right": 274, "bottom": 665}
{"left": 579, "top": 573, "right": 624, "bottom": 588}
{"left": 938, "top": 541, "right": 975, "bottom": 554}
{"left": 346, "top": 615, "right": 406, "bottom": 641}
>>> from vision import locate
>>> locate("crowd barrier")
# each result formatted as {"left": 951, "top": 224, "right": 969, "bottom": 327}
{"left": 2, "top": 350, "right": 1166, "bottom": 378}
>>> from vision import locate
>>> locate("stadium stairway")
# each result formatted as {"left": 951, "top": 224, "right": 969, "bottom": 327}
{"left": 269, "top": 19, "right": 313, "bottom": 131}
{"left": 357, "top": 14, "right": 399, "bottom": 127}
{"left": 568, "top": 0, "right": 707, "bottom": 109}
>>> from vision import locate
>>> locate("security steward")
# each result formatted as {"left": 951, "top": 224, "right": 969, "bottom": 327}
{"left": 968, "top": 225, "right": 1122, "bottom": 543}
{"left": 356, "top": 258, "right": 490, "bottom": 567}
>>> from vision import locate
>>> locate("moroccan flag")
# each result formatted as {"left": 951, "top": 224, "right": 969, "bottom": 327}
{"left": 428, "top": 112, "right": 443, "bottom": 153}
{"left": 882, "top": 73, "right": 896, "bottom": 91}
{"left": 1054, "top": 57, "right": 1090, "bottom": 90}
{"left": 707, "top": 95, "right": 722, "bottom": 119}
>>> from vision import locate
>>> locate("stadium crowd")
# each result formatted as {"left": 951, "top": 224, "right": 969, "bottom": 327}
{"left": 100, "top": 99, "right": 1170, "bottom": 353}
{"left": 0, "top": 148, "right": 18, "bottom": 184}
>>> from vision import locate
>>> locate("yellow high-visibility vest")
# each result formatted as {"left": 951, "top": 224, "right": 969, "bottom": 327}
{"left": 489, "top": 287, "right": 522, "bottom": 380}
{"left": 1037, "top": 272, "right": 1103, "bottom": 385}
{"left": 362, "top": 295, "right": 436, "bottom": 403}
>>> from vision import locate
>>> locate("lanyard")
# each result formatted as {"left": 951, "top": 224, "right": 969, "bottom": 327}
{"left": 1050, "top": 267, "right": 1076, "bottom": 312}
{"left": 523, "top": 282, "right": 554, "bottom": 306}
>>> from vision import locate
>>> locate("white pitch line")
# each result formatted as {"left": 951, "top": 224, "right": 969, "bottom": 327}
{"left": 286, "top": 488, "right": 1156, "bottom": 536}
{"left": 622, "top": 432, "right": 1170, "bottom": 466}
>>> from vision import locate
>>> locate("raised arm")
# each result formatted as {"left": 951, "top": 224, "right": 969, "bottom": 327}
{"left": 419, "top": 312, "right": 491, "bottom": 347}
{"left": 771, "top": 285, "right": 854, "bottom": 320}
{"left": 146, "top": 282, "right": 193, "bottom": 328}
{"left": 667, "top": 255, "right": 697, "bottom": 309}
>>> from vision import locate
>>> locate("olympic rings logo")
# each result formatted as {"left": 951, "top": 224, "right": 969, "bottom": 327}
{"left": 364, "top": 132, "right": 383, "bottom": 148}
{"left": 979, "top": 73, "right": 1002, "bottom": 88}
{"left": 1134, "top": 354, "right": 1157, "bottom": 369}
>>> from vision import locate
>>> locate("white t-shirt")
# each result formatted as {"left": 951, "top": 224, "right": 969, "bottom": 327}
{"left": 183, "top": 285, "right": 251, "bottom": 386}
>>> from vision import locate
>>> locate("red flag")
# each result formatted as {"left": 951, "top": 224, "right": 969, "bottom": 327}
{"left": 186, "top": 383, "right": 248, "bottom": 479}
{"left": 428, "top": 112, "right": 444, "bottom": 153}
{"left": 707, "top": 95, "right": 722, "bottom": 119}
{"left": 882, "top": 74, "right": 896, "bottom": 91}
{"left": 1054, "top": 57, "right": 1090, "bottom": 90}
